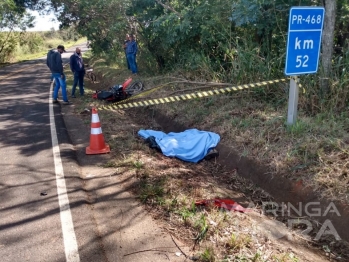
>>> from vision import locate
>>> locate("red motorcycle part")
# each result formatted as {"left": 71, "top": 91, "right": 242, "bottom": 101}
{"left": 122, "top": 78, "right": 133, "bottom": 90}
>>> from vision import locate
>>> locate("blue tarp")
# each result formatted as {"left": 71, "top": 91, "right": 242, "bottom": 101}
{"left": 138, "top": 129, "right": 220, "bottom": 163}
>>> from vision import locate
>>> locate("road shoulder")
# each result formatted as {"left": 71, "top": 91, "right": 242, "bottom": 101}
{"left": 61, "top": 104, "right": 192, "bottom": 261}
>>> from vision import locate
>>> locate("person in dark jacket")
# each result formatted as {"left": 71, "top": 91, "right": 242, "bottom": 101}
{"left": 123, "top": 34, "right": 130, "bottom": 70}
{"left": 69, "top": 47, "right": 85, "bottom": 97}
{"left": 125, "top": 34, "right": 138, "bottom": 74}
{"left": 46, "top": 45, "right": 69, "bottom": 104}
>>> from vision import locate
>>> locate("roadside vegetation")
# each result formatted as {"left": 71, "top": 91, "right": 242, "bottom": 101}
{"left": 63, "top": 55, "right": 349, "bottom": 261}
{"left": 4, "top": 0, "right": 349, "bottom": 260}
{"left": 0, "top": 0, "right": 85, "bottom": 64}
{"left": 78, "top": 45, "right": 349, "bottom": 206}
{"left": 0, "top": 29, "right": 86, "bottom": 64}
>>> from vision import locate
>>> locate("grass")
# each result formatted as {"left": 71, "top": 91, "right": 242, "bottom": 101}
{"left": 62, "top": 55, "right": 349, "bottom": 261}
{"left": 139, "top": 178, "right": 165, "bottom": 204}
{"left": 200, "top": 247, "right": 216, "bottom": 262}
{"left": 96, "top": 144, "right": 306, "bottom": 260}
{"left": 13, "top": 37, "right": 87, "bottom": 63}
{"left": 227, "top": 233, "right": 252, "bottom": 251}
{"left": 0, "top": 37, "right": 86, "bottom": 66}
{"left": 272, "top": 252, "right": 299, "bottom": 262}
{"left": 150, "top": 94, "right": 349, "bottom": 204}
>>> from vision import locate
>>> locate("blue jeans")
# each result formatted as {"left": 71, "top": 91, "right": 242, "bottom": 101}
{"left": 134, "top": 54, "right": 138, "bottom": 71}
{"left": 126, "top": 53, "right": 138, "bottom": 74}
{"left": 52, "top": 73, "right": 68, "bottom": 102}
{"left": 71, "top": 71, "right": 85, "bottom": 96}
{"left": 125, "top": 51, "right": 130, "bottom": 69}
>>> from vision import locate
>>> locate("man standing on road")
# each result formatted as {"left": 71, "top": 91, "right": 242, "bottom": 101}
{"left": 70, "top": 47, "right": 85, "bottom": 98}
{"left": 125, "top": 34, "right": 138, "bottom": 75}
{"left": 46, "top": 45, "right": 69, "bottom": 104}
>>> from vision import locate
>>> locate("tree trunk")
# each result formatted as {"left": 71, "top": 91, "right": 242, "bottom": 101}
{"left": 320, "top": 0, "right": 336, "bottom": 97}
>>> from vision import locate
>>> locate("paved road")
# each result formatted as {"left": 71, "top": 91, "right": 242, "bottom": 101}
{"left": 0, "top": 43, "right": 192, "bottom": 262}
{"left": 0, "top": 44, "right": 106, "bottom": 262}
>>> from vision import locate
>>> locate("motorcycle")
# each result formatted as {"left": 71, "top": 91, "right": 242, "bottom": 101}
{"left": 93, "top": 78, "right": 144, "bottom": 102}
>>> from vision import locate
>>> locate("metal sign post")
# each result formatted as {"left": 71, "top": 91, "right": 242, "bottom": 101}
{"left": 285, "top": 7, "right": 325, "bottom": 125}
{"left": 287, "top": 76, "right": 299, "bottom": 125}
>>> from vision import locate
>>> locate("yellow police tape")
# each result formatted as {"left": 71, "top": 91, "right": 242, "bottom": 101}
{"left": 99, "top": 78, "right": 288, "bottom": 111}
{"left": 104, "top": 80, "right": 186, "bottom": 108}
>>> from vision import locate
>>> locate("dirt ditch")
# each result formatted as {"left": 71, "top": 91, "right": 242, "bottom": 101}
{"left": 68, "top": 71, "right": 349, "bottom": 260}
{"left": 151, "top": 110, "right": 349, "bottom": 241}
{"left": 129, "top": 107, "right": 349, "bottom": 259}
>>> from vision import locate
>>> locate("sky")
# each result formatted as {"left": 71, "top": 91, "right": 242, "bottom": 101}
{"left": 26, "top": 10, "right": 60, "bottom": 31}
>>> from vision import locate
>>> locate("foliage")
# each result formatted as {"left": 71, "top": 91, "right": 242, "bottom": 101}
{"left": 0, "top": 29, "right": 83, "bottom": 63}
{"left": 19, "top": 32, "right": 43, "bottom": 52}
{"left": 200, "top": 246, "right": 215, "bottom": 262}
{"left": 336, "top": 0, "right": 349, "bottom": 49}
{"left": 50, "top": 0, "right": 128, "bottom": 61}
{"left": 0, "top": 0, "right": 36, "bottom": 62}
{"left": 130, "top": 0, "right": 238, "bottom": 71}
{"left": 7, "top": 0, "right": 349, "bottom": 111}
{"left": 13, "top": 0, "right": 47, "bottom": 10}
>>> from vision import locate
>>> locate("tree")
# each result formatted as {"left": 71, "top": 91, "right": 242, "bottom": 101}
{"left": 0, "top": 0, "right": 35, "bottom": 62}
{"left": 49, "top": 0, "right": 129, "bottom": 57}
{"left": 320, "top": 0, "right": 337, "bottom": 96}
{"left": 335, "top": 0, "right": 349, "bottom": 49}
{"left": 13, "top": 0, "right": 47, "bottom": 11}
{"left": 128, "top": 0, "right": 239, "bottom": 70}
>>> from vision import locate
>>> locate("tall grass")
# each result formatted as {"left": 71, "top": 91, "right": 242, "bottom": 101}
{"left": 0, "top": 28, "right": 86, "bottom": 63}
{"left": 176, "top": 42, "right": 349, "bottom": 114}
{"left": 90, "top": 26, "right": 349, "bottom": 115}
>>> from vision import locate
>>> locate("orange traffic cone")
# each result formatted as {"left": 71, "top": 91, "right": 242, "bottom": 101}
{"left": 86, "top": 108, "right": 110, "bottom": 155}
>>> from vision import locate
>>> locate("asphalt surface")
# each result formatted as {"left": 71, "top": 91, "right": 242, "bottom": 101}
{"left": 0, "top": 45, "right": 105, "bottom": 262}
{"left": 0, "top": 44, "right": 191, "bottom": 262}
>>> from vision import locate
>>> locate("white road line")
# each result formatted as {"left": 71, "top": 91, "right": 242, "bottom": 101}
{"left": 49, "top": 82, "right": 80, "bottom": 262}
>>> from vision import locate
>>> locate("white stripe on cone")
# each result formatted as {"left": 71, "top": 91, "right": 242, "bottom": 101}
{"left": 91, "top": 127, "right": 102, "bottom": 135}
{"left": 91, "top": 114, "right": 100, "bottom": 123}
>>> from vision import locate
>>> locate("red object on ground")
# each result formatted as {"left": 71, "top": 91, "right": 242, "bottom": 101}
{"left": 86, "top": 108, "right": 110, "bottom": 155}
{"left": 195, "top": 199, "right": 249, "bottom": 213}
{"left": 122, "top": 78, "right": 133, "bottom": 90}
{"left": 92, "top": 78, "right": 133, "bottom": 100}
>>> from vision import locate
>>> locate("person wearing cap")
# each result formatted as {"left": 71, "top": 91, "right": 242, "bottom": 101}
{"left": 46, "top": 45, "right": 69, "bottom": 104}
{"left": 69, "top": 47, "right": 85, "bottom": 98}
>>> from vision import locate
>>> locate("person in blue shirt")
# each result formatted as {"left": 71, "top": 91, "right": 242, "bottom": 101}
{"left": 125, "top": 34, "right": 138, "bottom": 74}
{"left": 123, "top": 34, "right": 130, "bottom": 70}
{"left": 70, "top": 47, "right": 85, "bottom": 97}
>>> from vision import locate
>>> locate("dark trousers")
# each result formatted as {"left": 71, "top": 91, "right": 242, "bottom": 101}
{"left": 71, "top": 71, "right": 85, "bottom": 96}
{"left": 125, "top": 51, "right": 130, "bottom": 69}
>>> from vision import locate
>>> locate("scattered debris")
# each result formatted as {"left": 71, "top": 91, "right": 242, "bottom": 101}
{"left": 195, "top": 198, "right": 251, "bottom": 213}
{"left": 80, "top": 108, "right": 90, "bottom": 115}
{"left": 209, "top": 220, "right": 218, "bottom": 227}
{"left": 170, "top": 234, "right": 199, "bottom": 261}
{"left": 123, "top": 248, "right": 172, "bottom": 257}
